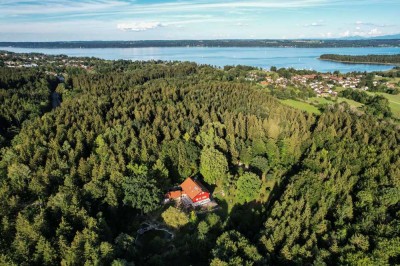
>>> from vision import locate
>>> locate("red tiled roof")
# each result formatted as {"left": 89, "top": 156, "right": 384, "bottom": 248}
{"left": 180, "top": 177, "right": 208, "bottom": 200}
{"left": 166, "top": 190, "right": 182, "bottom": 199}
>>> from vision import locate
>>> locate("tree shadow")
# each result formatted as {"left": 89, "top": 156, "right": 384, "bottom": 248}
{"left": 212, "top": 197, "right": 229, "bottom": 220}
{"left": 205, "top": 183, "right": 217, "bottom": 195}
{"left": 225, "top": 201, "right": 264, "bottom": 241}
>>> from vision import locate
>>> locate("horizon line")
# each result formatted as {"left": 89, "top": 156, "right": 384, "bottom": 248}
{"left": 1, "top": 37, "right": 400, "bottom": 43}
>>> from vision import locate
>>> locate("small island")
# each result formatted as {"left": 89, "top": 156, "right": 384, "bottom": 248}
{"left": 319, "top": 53, "right": 400, "bottom": 65}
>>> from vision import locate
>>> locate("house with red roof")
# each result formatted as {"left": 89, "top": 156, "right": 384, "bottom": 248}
{"left": 166, "top": 177, "right": 211, "bottom": 207}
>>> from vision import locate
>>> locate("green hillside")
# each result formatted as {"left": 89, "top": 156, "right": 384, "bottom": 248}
{"left": 0, "top": 53, "right": 399, "bottom": 266}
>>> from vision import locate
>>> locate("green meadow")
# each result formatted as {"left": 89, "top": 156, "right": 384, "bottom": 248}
{"left": 279, "top": 99, "right": 321, "bottom": 114}
{"left": 367, "top": 92, "right": 400, "bottom": 119}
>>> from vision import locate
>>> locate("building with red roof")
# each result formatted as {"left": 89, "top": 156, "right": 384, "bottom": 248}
{"left": 166, "top": 177, "right": 211, "bottom": 207}
{"left": 166, "top": 190, "right": 182, "bottom": 199}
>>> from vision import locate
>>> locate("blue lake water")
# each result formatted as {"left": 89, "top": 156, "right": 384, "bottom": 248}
{"left": 1, "top": 46, "right": 399, "bottom": 73}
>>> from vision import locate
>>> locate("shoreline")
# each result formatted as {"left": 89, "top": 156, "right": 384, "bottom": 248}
{"left": 319, "top": 57, "right": 400, "bottom": 66}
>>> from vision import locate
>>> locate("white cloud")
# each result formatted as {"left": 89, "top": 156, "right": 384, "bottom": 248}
{"left": 0, "top": 0, "right": 128, "bottom": 16}
{"left": 355, "top": 21, "right": 394, "bottom": 28}
{"left": 122, "top": 0, "right": 334, "bottom": 13}
{"left": 321, "top": 32, "right": 332, "bottom": 38}
{"left": 1, "top": 0, "right": 399, "bottom": 41}
{"left": 304, "top": 22, "right": 324, "bottom": 27}
{"left": 117, "top": 22, "right": 165, "bottom": 32}
{"left": 0, "top": 0, "right": 334, "bottom": 18}
{"left": 116, "top": 18, "right": 226, "bottom": 32}
{"left": 0, "top": 20, "right": 110, "bottom": 34}
{"left": 367, "top": 28, "right": 382, "bottom": 36}
{"left": 340, "top": 30, "right": 351, "bottom": 37}
{"left": 340, "top": 28, "right": 383, "bottom": 38}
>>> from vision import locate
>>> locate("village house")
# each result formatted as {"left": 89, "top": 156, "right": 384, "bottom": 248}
{"left": 165, "top": 177, "right": 211, "bottom": 207}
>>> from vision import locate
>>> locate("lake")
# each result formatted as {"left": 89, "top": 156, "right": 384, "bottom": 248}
{"left": 1, "top": 46, "right": 399, "bottom": 73}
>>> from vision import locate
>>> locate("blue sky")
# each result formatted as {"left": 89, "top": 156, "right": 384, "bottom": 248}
{"left": 0, "top": 0, "right": 399, "bottom": 41}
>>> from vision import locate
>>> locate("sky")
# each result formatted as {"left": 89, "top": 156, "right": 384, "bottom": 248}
{"left": 0, "top": 0, "right": 399, "bottom": 41}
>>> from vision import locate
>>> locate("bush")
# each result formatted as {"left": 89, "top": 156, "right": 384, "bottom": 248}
{"left": 161, "top": 207, "right": 189, "bottom": 229}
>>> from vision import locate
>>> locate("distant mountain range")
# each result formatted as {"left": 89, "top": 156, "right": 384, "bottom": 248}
{"left": 370, "top": 33, "right": 400, "bottom": 40}
{"left": 338, "top": 33, "right": 400, "bottom": 40}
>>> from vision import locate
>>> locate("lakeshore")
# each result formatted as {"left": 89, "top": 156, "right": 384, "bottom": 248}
{"left": 1, "top": 46, "right": 399, "bottom": 73}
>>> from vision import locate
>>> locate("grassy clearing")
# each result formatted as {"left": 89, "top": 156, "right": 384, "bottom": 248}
{"left": 308, "top": 96, "right": 363, "bottom": 108}
{"left": 367, "top": 92, "right": 400, "bottom": 119}
{"left": 334, "top": 86, "right": 346, "bottom": 92}
{"left": 308, "top": 97, "right": 333, "bottom": 105}
{"left": 375, "top": 76, "right": 400, "bottom": 84}
{"left": 337, "top": 97, "right": 364, "bottom": 108}
{"left": 279, "top": 99, "right": 321, "bottom": 114}
{"left": 260, "top": 179, "right": 276, "bottom": 204}
{"left": 213, "top": 185, "right": 238, "bottom": 214}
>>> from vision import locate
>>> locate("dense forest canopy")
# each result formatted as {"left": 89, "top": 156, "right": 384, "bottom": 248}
{"left": 0, "top": 52, "right": 399, "bottom": 265}
{"left": 0, "top": 68, "right": 57, "bottom": 146}
{"left": 0, "top": 39, "right": 400, "bottom": 48}
{"left": 320, "top": 54, "right": 400, "bottom": 65}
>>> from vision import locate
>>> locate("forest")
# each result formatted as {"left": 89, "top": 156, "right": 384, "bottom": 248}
{"left": 320, "top": 54, "right": 400, "bottom": 65}
{"left": 0, "top": 52, "right": 399, "bottom": 266}
{"left": 0, "top": 67, "right": 57, "bottom": 146}
{"left": 1, "top": 38, "right": 400, "bottom": 48}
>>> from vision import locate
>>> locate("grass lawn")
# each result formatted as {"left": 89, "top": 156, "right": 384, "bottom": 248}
{"left": 337, "top": 97, "right": 364, "bottom": 108}
{"left": 334, "top": 86, "right": 347, "bottom": 92}
{"left": 367, "top": 92, "right": 400, "bottom": 119}
{"left": 260, "top": 179, "right": 275, "bottom": 203}
{"left": 279, "top": 99, "right": 321, "bottom": 114}
{"left": 308, "top": 96, "right": 363, "bottom": 108}
{"left": 308, "top": 97, "right": 333, "bottom": 105}
{"left": 213, "top": 185, "right": 238, "bottom": 214}
{"left": 278, "top": 90, "right": 400, "bottom": 118}
{"left": 375, "top": 76, "right": 400, "bottom": 84}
